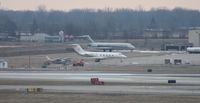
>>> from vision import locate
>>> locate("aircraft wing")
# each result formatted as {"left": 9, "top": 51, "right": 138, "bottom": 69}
{"left": 90, "top": 56, "right": 107, "bottom": 60}
{"left": 94, "top": 47, "right": 112, "bottom": 50}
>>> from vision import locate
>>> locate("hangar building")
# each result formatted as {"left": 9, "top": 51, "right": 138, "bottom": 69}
{"left": 188, "top": 28, "right": 200, "bottom": 47}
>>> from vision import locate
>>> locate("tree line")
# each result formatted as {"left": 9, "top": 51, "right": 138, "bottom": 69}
{"left": 0, "top": 8, "right": 200, "bottom": 39}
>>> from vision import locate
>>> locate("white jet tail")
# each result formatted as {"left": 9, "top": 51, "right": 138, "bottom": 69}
{"left": 46, "top": 56, "right": 52, "bottom": 61}
{"left": 78, "top": 35, "right": 95, "bottom": 43}
{"left": 71, "top": 44, "right": 87, "bottom": 55}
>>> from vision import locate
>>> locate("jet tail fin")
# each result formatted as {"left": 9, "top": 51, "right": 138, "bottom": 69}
{"left": 78, "top": 35, "right": 95, "bottom": 43}
{"left": 46, "top": 56, "right": 52, "bottom": 61}
{"left": 71, "top": 44, "right": 86, "bottom": 55}
{"left": 86, "top": 35, "right": 95, "bottom": 43}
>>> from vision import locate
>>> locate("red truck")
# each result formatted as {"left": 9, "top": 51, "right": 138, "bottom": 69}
{"left": 73, "top": 59, "right": 84, "bottom": 66}
{"left": 90, "top": 78, "right": 104, "bottom": 85}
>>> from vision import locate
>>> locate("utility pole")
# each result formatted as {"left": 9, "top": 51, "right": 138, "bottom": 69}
{"left": 28, "top": 56, "right": 31, "bottom": 69}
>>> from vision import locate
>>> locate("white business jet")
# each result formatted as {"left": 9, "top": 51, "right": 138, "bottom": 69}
{"left": 78, "top": 35, "right": 135, "bottom": 52}
{"left": 71, "top": 44, "right": 127, "bottom": 62}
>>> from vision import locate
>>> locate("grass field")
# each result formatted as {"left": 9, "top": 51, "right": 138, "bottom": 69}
{"left": 0, "top": 93, "right": 200, "bottom": 103}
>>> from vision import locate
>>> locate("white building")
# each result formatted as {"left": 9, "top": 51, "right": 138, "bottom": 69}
{"left": 0, "top": 59, "right": 8, "bottom": 69}
{"left": 20, "top": 33, "right": 49, "bottom": 42}
{"left": 188, "top": 29, "right": 200, "bottom": 47}
{"left": 20, "top": 33, "right": 62, "bottom": 42}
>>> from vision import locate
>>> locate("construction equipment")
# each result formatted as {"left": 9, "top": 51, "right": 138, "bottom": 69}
{"left": 26, "top": 88, "right": 43, "bottom": 93}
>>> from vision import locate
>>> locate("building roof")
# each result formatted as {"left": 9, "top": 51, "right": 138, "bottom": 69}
{"left": 0, "top": 59, "right": 7, "bottom": 62}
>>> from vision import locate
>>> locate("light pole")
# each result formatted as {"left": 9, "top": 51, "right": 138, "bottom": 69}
{"left": 28, "top": 55, "right": 31, "bottom": 69}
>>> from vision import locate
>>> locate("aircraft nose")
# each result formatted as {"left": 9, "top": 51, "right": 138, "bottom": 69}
{"left": 130, "top": 45, "right": 135, "bottom": 49}
{"left": 122, "top": 55, "right": 127, "bottom": 58}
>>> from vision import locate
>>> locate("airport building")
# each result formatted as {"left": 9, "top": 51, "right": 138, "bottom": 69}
{"left": 143, "top": 29, "right": 170, "bottom": 38}
{"left": 20, "top": 33, "right": 63, "bottom": 42}
{"left": 143, "top": 28, "right": 188, "bottom": 39}
{"left": 161, "top": 43, "right": 192, "bottom": 51}
{"left": 188, "top": 28, "right": 200, "bottom": 47}
{"left": 20, "top": 33, "right": 48, "bottom": 42}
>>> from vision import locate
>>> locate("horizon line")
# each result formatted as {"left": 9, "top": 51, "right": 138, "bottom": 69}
{"left": 1, "top": 6, "right": 200, "bottom": 12}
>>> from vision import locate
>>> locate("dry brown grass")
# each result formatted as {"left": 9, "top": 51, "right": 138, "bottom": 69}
{"left": 0, "top": 92, "right": 199, "bottom": 103}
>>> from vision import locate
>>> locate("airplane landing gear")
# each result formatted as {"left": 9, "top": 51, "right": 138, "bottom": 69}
{"left": 95, "top": 59, "right": 101, "bottom": 62}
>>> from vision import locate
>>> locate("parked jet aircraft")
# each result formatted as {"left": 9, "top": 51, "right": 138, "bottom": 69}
{"left": 71, "top": 44, "right": 127, "bottom": 62}
{"left": 78, "top": 35, "right": 135, "bottom": 52}
{"left": 45, "top": 56, "right": 71, "bottom": 65}
{"left": 187, "top": 47, "right": 200, "bottom": 53}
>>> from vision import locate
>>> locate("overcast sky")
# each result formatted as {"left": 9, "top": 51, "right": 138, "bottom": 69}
{"left": 0, "top": 0, "right": 200, "bottom": 11}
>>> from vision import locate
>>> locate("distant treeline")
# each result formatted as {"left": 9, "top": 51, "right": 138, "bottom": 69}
{"left": 0, "top": 8, "right": 200, "bottom": 39}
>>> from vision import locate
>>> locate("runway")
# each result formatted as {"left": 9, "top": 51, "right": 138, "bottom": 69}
{"left": 0, "top": 72, "right": 200, "bottom": 94}
{"left": 1, "top": 72, "right": 200, "bottom": 84}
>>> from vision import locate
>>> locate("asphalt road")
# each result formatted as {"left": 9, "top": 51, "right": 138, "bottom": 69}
{"left": 1, "top": 72, "right": 200, "bottom": 84}
{"left": 0, "top": 72, "right": 200, "bottom": 94}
